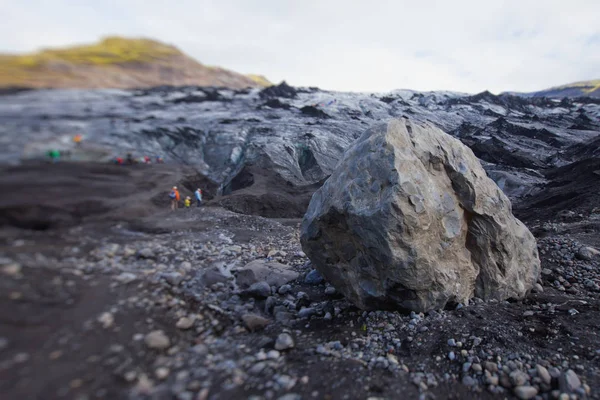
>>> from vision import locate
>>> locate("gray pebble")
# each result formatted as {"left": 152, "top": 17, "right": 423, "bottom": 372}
{"left": 536, "top": 364, "right": 551, "bottom": 385}
{"left": 324, "top": 286, "right": 336, "bottom": 295}
{"left": 278, "top": 284, "right": 292, "bottom": 295}
{"left": 243, "top": 281, "right": 271, "bottom": 299}
{"left": 144, "top": 330, "right": 170, "bottom": 350}
{"left": 275, "top": 333, "right": 295, "bottom": 351}
{"left": 514, "top": 386, "right": 538, "bottom": 399}
{"left": 304, "top": 269, "right": 324, "bottom": 285}
{"left": 462, "top": 375, "right": 476, "bottom": 386}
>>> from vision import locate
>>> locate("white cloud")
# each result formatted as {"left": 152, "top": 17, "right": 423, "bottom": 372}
{"left": 1, "top": 0, "right": 599, "bottom": 93}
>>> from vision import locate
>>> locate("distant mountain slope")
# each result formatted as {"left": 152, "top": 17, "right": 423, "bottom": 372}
{"left": 514, "top": 79, "right": 600, "bottom": 98}
{"left": 0, "top": 36, "right": 270, "bottom": 89}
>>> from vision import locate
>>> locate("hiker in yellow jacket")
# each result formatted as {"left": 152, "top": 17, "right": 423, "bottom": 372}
{"left": 184, "top": 196, "right": 191, "bottom": 207}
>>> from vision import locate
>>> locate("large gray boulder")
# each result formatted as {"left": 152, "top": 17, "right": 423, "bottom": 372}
{"left": 300, "top": 119, "right": 540, "bottom": 312}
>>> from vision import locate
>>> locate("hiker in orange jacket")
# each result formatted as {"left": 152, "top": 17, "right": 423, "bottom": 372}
{"left": 73, "top": 134, "right": 83, "bottom": 147}
{"left": 169, "top": 186, "right": 181, "bottom": 210}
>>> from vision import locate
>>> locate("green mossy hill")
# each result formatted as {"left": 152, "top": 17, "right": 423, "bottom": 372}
{"left": 0, "top": 36, "right": 270, "bottom": 89}
{"left": 555, "top": 79, "right": 600, "bottom": 93}
{"left": 532, "top": 79, "right": 600, "bottom": 98}
{"left": 247, "top": 74, "right": 272, "bottom": 87}
{"left": 4, "top": 37, "right": 182, "bottom": 67}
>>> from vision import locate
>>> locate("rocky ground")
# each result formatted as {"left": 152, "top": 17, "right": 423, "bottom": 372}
{"left": 1, "top": 162, "right": 599, "bottom": 400}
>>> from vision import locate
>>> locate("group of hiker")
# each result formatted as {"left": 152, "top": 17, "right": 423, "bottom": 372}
{"left": 45, "top": 133, "right": 168, "bottom": 166}
{"left": 46, "top": 134, "right": 82, "bottom": 163}
{"left": 169, "top": 187, "right": 203, "bottom": 211}
{"left": 112, "top": 153, "right": 164, "bottom": 165}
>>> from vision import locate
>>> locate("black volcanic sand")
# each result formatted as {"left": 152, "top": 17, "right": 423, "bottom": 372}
{"left": 1, "top": 162, "right": 599, "bottom": 400}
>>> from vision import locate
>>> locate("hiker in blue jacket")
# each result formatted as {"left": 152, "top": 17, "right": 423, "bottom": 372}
{"left": 194, "top": 188, "right": 203, "bottom": 207}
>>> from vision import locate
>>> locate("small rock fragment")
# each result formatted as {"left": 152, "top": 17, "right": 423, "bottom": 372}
{"left": 561, "top": 369, "right": 581, "bottom": 392}
{"left": 514, "top": 386, "right": 538, "bottom": 399}
{"left": 324, "top": 286, "right": 336, "bottom": 295}
{"left": 14, "top": 352, "right": 29, "bottom": 363}
{"left": 155, "top": 367, "right": 170, "bottom": 380}
{"left": 277, "top": 394, "right": 301, "bottom": 400}
{"left": 278, "top": 284, "right": 292, "bottom": 295}
{"left": 137, "top": 248, "right": 155, "bottom": 259}
{"left": 298, "top": 307, "right": 317, "bottom": 319}
{"left": 576, "top": 246, "right": 599, "bottom": 261}
{"left": 484, "top": 361, "right": 498, "bottom": 373}
{"left": 144, "top": 330, "right": 170, "bottom": 350}
{"left": 124, "top": 371, "right": 137, "bottom": 382}
{"left": 242, "top": 281, "right": 271, "bottom": 299}
{"left": 536, "top": 364, "right": 551, "bottom": 385}
{"left": 267, "top": 350, "right": 281, "bottom": 359}
{"left": 97, "top": 312, "right": 114, "bottom": 329}
{"left": 1, "top": 263, "right": 21, "bottom": 277}
{"left": 275, "top": 333, "right": 295, "bottom": 351}
{"left": 115, "top": 272, "right": 137, "bottom": 284}
{"left": 242, "top": 314, "right": 271, "bottom": 331}
{"left": 163, "top": 272, "right": 184, "bottom": 286}
{"left": 510, "top": 370, "right": 529, "bottom": 387}
{"left": 304, "top": 269, "right": 324, "bottom": 285}
{"left": 176, "top": 317, "right": 194, "bottom": 330}
{"left": 462, "top": 376, "right": 476, "bottom": 386}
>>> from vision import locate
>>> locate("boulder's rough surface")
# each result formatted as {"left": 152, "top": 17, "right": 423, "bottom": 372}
{"left": 301, "top": 119, "right": 540, "bottom": 312}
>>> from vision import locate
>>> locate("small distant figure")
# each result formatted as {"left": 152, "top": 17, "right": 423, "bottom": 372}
{"left": 115, "top": 157, "right": 124, "bottom": 165}
{"left": 184, "top": 196, "right": 191, "bottom": 208}
{"left": 169, "top": 186, "right": 180, "bottom": 211}
{"left": 126, "top": 152, "right": 134, "bottom": 165}
{"left": 195, "top": 188, "right": 203, "bottom": 207}
{"left": 73, "top": 134, "right": 83, "bottom": 147}
{"left": 144, "top": 155, "right": 151, "bottom": 164}
{"left": 48, "top": 149, "right": 60, "bottom": 163}
{"left": 156, "top": 155, "right": 164, "bottom": 164}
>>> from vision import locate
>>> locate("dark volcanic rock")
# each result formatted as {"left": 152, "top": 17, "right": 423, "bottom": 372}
{"left": 261, "top": 98, "right": 291, "bottom": 109}
{"left": 300, "top": 105, "right": 330, "bottom": 118}
{"left": 516, "top": 157, "right": 600, "bottom": 223}
{"left": 259, "top": 81, "right": 297, "bottom": 99}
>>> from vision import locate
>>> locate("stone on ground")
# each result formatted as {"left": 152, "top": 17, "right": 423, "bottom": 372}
{"left": 514, "top": 386, "right": 538, "bottom": 399}
{"left": 274, "top": 333, "right": 295, "bottom": 350}
{"left": 242, "top": 314, "right": 271, "bottom": 331}
{"left": 235, "top": 260, "right": 299, "bottom": 288}
{"left": 176, "top": 317, "right": 194, "bottom": 330}
{"left": 304, "top": 269, "right": 324, "bottom": 285}
{"left": 144, "top": 330, "right": 170, "bottom": 350}
{"left": 560, "top": 369, "right": 582, "bottom": 392}
{"left": 241, "top": 281, "right": 271, "bottom": 299}
{"left": 301, "top": 118, "right": 541, "bottom": 312}
{"left": 576, "top": 246, "right": 600, "bottom": 261}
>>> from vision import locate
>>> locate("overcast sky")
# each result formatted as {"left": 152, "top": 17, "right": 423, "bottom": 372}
{"left": 2, "top": 0, "right": 599, "bottom": 93}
